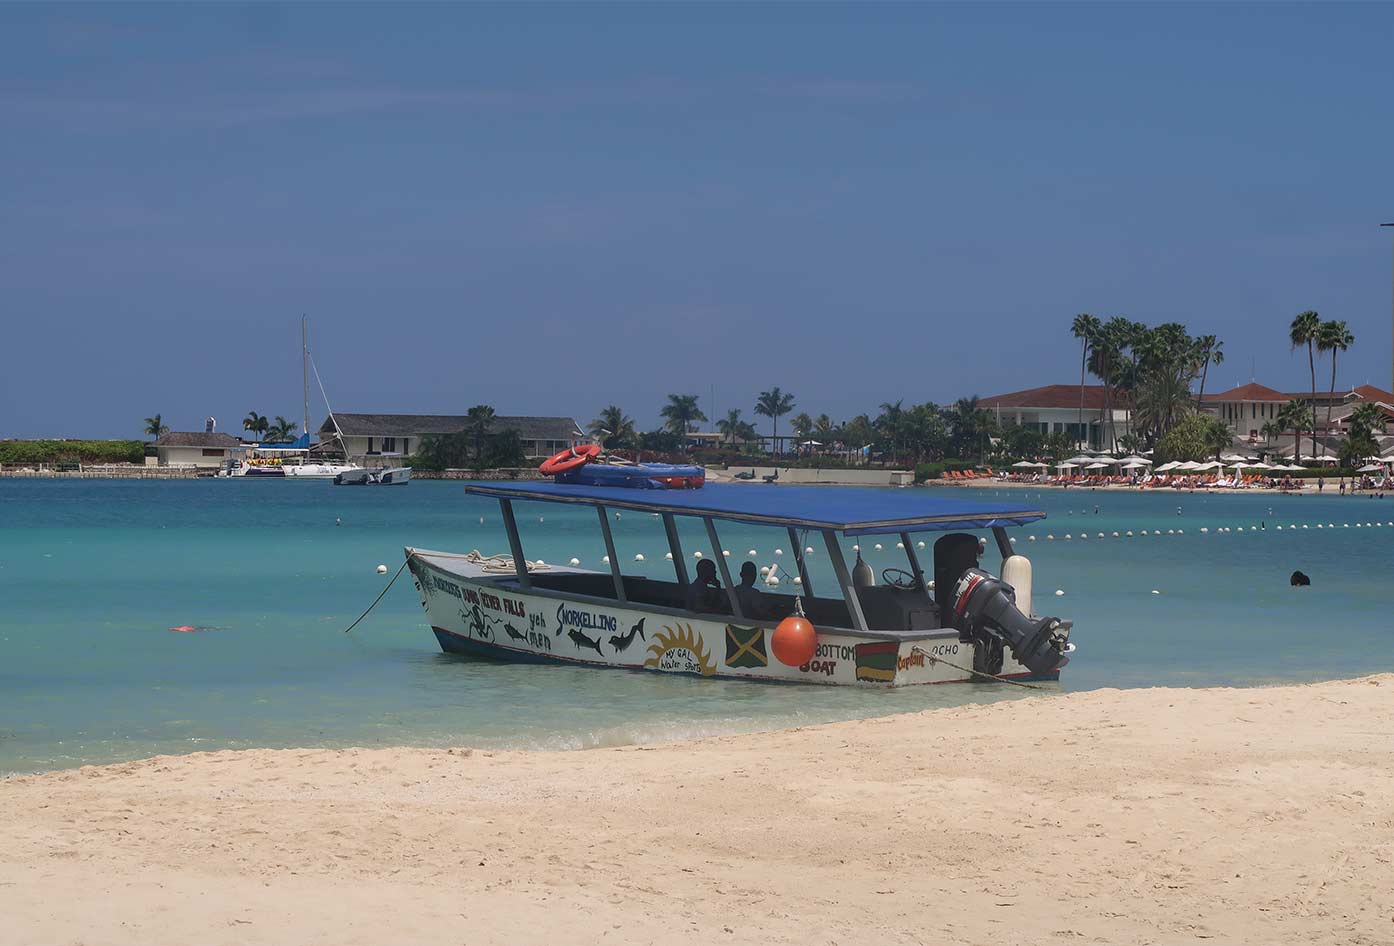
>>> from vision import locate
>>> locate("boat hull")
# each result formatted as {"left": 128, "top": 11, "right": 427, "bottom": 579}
{"left": 408, "top": 549, "right": 1051, "bottom": 688}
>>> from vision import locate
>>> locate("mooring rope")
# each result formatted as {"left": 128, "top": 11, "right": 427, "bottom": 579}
{"left": 909, "top": 645, "right": 1049, "bottom": 691}
{"left": 342, "top": 556, "right": 411, "bottom": 634}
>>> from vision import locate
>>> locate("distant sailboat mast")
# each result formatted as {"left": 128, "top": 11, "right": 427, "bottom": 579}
{"left": 302, "top": 315, "right": 311, "bottom": 438}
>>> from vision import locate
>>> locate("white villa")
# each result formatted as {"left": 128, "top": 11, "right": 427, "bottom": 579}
{"left": 978, "top": 384, "right": 1133, "bottom": 450}
{"left": 152, "top": 431, "right": 243, "bottom": 469}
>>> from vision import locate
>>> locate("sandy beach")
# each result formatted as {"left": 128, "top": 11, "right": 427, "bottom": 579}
{"left": 3, "top": 677, "right": 1392, "bottom": 945}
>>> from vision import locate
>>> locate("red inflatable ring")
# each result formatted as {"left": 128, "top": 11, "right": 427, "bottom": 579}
{"left": 539, "top": 443, "right": 601, "bottom": 476}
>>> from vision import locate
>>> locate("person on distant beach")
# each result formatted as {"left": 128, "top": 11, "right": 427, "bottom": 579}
{"left": 686, "top": 558, "right": 724, "bottom": 613}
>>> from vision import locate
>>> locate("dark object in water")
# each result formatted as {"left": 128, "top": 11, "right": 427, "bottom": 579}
{"left": 169, "top": 625, "right": 226, "bottom": 633}
{"left": 1290, "top": 570, "right": 1311, "bottom": 587}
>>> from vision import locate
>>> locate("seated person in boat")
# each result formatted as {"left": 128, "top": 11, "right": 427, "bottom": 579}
{"left": 685, "top": 558, "right": 725, "bottom": 613}
{"left": 733, "top": 561, "right": 763, "bottom": 618}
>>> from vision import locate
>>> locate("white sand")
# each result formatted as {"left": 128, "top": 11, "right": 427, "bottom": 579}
{"left": 3, "top": 675, "right": 1392, "bottom": 945}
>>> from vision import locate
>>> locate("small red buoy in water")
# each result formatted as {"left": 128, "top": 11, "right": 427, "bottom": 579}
{"left": 771, "top": 598, "right": 817, "bottom": 667}
{"left": 169, "top": 625, "right": 197, "bottom": 633}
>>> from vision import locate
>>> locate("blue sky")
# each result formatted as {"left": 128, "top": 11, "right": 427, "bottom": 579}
{"left": 3, "top": 3, "right": 1392, "bottom": 439}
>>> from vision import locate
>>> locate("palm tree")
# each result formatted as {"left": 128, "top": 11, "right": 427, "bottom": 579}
{"left": 1259, "top": 420, "right": 1283, "bottom": 452}
{"left": 876, "top": 399, "right": 905, "bottom": 462}
{"left": 791, "top": 412, "right": 814, "bottom": 447}
{"left": 1316, "top": 320, "right": 1354, "bottom": 442}
{"left": 466, "top": 404, "right": 496, "bottom": 462}
{"left": 1347, "top": 402, "right": 1387, "bottom": 438}
{"left": 243, "top": 411, "right": 269, "bottom": 441}
{"left": 1071, "top": 314, "right": 1101, "bottom": 448}
{"left": 814, "top": 414, "right": 835, "bottom": 442}
{"left": 1277, "top": 400, "right": 1315, "bottom": 462}
{"left": 1289, "top": 310, "right": 1321, "bottom": 458}
{"left": 660, "top": 394, "right": 707, "bottom": 443}
{"left": 588, "top": 405, "right": 635, "bottom": 448}
{"left": 754, "top": 388, "right": 795, "bottom": 456}
{"left": 1195, "top": 335, "right": 1224, "bottom": 403}
{"left": 143, "top": 414, "right": 169, "bottom": 440}
{"left": 716, "top": 408, "right": 742, "bottom": 445}
{"left": 265, "top": 415, "right": 296, "bottom": 443}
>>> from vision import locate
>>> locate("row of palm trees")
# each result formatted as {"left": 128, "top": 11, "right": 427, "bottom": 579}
{"left": 1288, "top": 310, "right": 1355, "bottom": 458}
{"left": 242, "top": 412, "right": 300, "bottom": 443}
{"left": 1069, "top": 315, "right": 1225, "bottom": 450}
{"left": 591, "top": 389, "right": 801, "bottom": 452}
{"left": 588, "top": 392, "right": 1000, "bottom": 465}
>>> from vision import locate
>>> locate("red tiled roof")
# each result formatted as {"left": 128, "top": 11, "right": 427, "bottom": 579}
{"left": 1200, "top": 382, "right": 1288, "bottom": 403}
{"left": 978, "top": 384, "right": 1118, "bottom": 410}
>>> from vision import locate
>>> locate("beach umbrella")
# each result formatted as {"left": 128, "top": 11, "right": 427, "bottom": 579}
{"left": 1011, "top": 460, "right": 1037, "bottom": 468}
{"left": 1176, "top": 461, "right": 1202, "bottom": 471}
{"left": 1118, "top": 455, "right": 1152, "bottom": 464}
{"left": 1121, "top": 461, "right": 1148, "bottom": 469}
{"left": 1056, "top": 461, "right": 1079, "bottom": 469}
{"left": 1227, "top": 461, "right": 1248, "bottom": 470}
{"left": 1155, "top": 461, "right": 1180, "bottom": 472}
{"left": 1066, "top": 455, "right": 1094, "bottom": 465}
{"left": 1357, "top": 464, "right": 1383, "bottom": 473}
{"left": 1248, "top": 461, "right": 1274, "bottom": 470}
{"left": 1029, "top": 461, "right": 1049, "bottom": 468}
{"left": 1084, "top": 462, "right": 1109, "bottom": 470}
{"left": 1195, "top": 461, "right": 1221, "bottom": 470}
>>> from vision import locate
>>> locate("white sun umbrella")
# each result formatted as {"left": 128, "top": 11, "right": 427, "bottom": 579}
{"left": 1248, "top": 461, "right": 1274, "bottom": 470}
{"left": 1066, "top": 455, "right": 1095, "bottom": 465}
{"left": 1011, "top": 460, "right": 1038, "bottom": 468}
{"left": 1176, "top": 460, "right": 1202, "bottom": 471}
{"left": 1357, "top": 464, "right": 1383, "bottom": 473}
{"left": 1121, "top": 461, "right": 1149, "bottom": 470}
{"left": 1118, "top": 455, "right": 1151, "bottom": 464}
{"left": 1195, "top": 460, "right": 1222, "bottom": 471}
{"left": 1227, "top": 461, "right": 1248, "bottom": 470}
{"left": 1084, "top": 462, "right": 1109, "bottom": 470}
{"left": 1155, "top": 461, "right": 1180, "bottom": 472}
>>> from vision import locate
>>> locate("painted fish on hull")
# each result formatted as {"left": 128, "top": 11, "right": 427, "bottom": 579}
{"left": 503, "top": 623, "right": 528, "bottom": 643}
{"left": 568, "top": 629, "right": 605, "bottom": 656}
{"left": 608, "top": 618, "right": 646, "bottom": 653}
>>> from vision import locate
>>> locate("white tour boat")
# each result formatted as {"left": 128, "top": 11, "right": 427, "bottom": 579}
{"left": 406, "top": 474, "right": 1074, "bottom": 687}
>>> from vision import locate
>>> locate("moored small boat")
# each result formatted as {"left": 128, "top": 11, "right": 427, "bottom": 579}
{"left": 407, "top": 454, "right": 1073, "bottom": 687}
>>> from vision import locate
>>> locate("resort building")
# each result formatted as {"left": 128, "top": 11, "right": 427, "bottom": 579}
{"left": 978, "top": 384, "right": 1133, "bottom": 450}
{"left": 1200, "top": 382, "right": 1394, "bottom": 452}
{"left": 152, "top": 431, "right": 243, "bottom": 469}
{"left": 319, "top": 414, "right": 584, "bottom": 466}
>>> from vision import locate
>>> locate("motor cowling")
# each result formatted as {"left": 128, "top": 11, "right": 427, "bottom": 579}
{"left": 951, "top": 568, "right": 1072, "bottom": 676}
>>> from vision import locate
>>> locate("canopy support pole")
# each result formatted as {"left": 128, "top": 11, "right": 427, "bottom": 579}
{"left": 596, "top": 505, "right": 626, "bottom": 604}
{"left": 499, "top": 498, "right": 530, "bottom": 590}
{"left": 823, "top": 530, "right": 868, "bottom": 631}
{"left": 787, "top": 527, "right": 813, "bottom": 597}
{"left": 900, "top": 531, "right": 931, "bottom": 603}
{"left": 705, "top": 517, "right": 743, "bottom": 619}
{"left": 662, "top": 513, "right": 690, "bottom": 587}
{"left": 992, "top": 526, "right": 1013, "bottom": 560}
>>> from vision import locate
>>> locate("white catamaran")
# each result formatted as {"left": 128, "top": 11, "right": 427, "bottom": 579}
{"left": 406, "top": 476, "right": 1073, "bottom": 687}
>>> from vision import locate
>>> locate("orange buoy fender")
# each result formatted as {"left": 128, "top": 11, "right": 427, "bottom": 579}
{"left": 771, "top": 614, "right": 817, "bottom": 666}
{"left": 539, "top": 443, "right": 601, "bottom": 476}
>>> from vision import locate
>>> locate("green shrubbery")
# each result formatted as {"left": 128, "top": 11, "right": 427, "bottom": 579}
{"left": 914, "top": 459, "right": 979, "bottom": 481}
{"left": 0, "top": 440, "right": 145, "bottom": 465}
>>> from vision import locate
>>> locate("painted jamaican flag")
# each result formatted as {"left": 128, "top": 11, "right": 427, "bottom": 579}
{"left": 724, "top": 625, "right": 767, "bottom": 669}
{"left": 854, "top": 641, "right": 899, "bottom": 683}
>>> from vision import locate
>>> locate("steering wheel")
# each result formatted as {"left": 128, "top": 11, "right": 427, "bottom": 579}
{"left": 882, "top": 567, "right": 920, "bottom": 590}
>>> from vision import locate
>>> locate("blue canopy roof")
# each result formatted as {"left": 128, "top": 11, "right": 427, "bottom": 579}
{"left": 464, "top": 482, "right": 1045, "bottom": 535}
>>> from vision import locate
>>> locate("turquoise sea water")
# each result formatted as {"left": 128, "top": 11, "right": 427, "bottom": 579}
{"left": 2, "top": 478, "right": 1391, "bottom": 774}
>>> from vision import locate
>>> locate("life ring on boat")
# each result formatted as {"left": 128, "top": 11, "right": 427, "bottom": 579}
{"left": 539, "top": 443, "right": 601, "bottom": 476}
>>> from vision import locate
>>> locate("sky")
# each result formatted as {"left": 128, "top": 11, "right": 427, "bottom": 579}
{"left": 2, "top": 2, "right": 1393, "bottom": 440}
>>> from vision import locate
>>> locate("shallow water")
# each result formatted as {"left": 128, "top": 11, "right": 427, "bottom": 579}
{"left": 1, "top": 478, "right": 1390, "bottom": 774}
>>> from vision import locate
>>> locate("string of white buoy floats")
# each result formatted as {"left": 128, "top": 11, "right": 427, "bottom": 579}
{"left": 405, "top": 504, "right": 1388, "bottom": 601}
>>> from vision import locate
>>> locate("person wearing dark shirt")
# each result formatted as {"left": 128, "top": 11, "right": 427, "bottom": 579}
{"left": 685, "top": 558, "right": 724, "bottom": 613}
{"left": 733, "top": 560, "right": 763, "bottom": 618}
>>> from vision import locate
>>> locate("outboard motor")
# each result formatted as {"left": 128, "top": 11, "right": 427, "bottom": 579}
{"left": 951, "top": 568, "right": 1072, "bottom": 676}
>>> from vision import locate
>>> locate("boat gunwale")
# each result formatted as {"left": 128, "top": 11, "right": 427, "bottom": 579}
{"left": 408, "top": 547, "right": 963, "bottom": 643}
